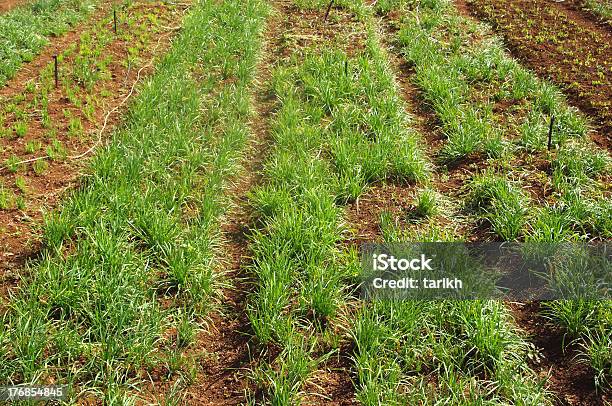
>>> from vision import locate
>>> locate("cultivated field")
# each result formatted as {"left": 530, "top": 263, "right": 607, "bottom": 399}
{"left": 0, "top": 0, "right": 610, "bottom": 404}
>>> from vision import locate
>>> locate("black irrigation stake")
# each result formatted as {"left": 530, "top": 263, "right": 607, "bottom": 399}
{"left": 113, "top": 9, "right": 118, "bottom": 34}
{"left": 344, "top": 60, "right": 348, "bottom": 76}
{"left": 547, "top": 115, "right": 555, "bottom": 151}
{"left": 324, "top": 0, "right": 334, "bottom": 21}
{"left": 53, "top": 55, "right": 58, "bottom": 88}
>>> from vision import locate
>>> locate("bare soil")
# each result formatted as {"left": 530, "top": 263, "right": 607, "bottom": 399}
{"left": 0, "top": 0, "right": 29, "bottom": 13}
{"left": 301, "top": 344, "right": 359, "bottom": 405}
{"left": 564, "top": 0, "right": 612, "bottom": 28}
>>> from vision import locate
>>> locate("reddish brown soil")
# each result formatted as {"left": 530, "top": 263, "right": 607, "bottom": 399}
{"left": 274, "top": 0, "right": 367, "bottom": 60}
{"left": 565, "top": 0, "right": 612, "bottom": 27}
{"left": 0, "top": 0, "right": 29, "bottom": 13}
{"left": 510, "top": 302, "right": 610, "bottom": 405}
{"left": 183, "top": 219, "right": 261, "bottom": 404}
{"left": 463, "top": 0, "right": 612, "bottom": 148}
{"left": 301, "top": 345, "right": 358, "bottom": 405}
{"left": 0, "top": 2, "right": 184, "bottom": 275}
{"left": 345, "top": 182, "right": 415, "bottom": 245}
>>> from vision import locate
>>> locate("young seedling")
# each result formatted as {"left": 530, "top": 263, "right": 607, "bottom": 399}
{"left": 5, "top": 155, "right": 22, "bottom": 173}
{"left": 14, "top": 122, "right": 27, "bottom": 138}
{"left": 414, "top": 188, "right": 438, "bottom": 218}
{"left": 15, "top": 177, "right": 27, "bottom": 194}
{"left": 33, "top": 159, "right": 48, "bottom": 175}
{"left": 0, "top": 184, "right": 15, "bottom": 210}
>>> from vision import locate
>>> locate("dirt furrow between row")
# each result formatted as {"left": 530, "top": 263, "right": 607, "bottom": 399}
{"left": 179, "top": 13, "right": 278, "bottom": 406}
{"left": 560, "top": 0, "right": 612, "bottom": 29}
{"left": 0, "top": 0, "right": 30, "bottom": 13}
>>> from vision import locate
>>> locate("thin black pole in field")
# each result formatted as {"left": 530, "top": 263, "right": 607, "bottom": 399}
{"left": 53, "top": 55, "right": 58, "bottom": 88}
{"left": 344, "top": 60, "right": 348, "bottom": 76}
{"left": 324, "top": 0, "right": 334, "bottom": 21}
{"left": 548, "top": 115, "right": 555, "bottom": 151}
{"left": 113, "top": 10, "right": 118, "bottom": 34}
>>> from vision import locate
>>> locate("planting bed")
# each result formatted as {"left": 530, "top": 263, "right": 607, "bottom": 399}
{"left": 0, "top": 0, "right": 188, "bottom": 273}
